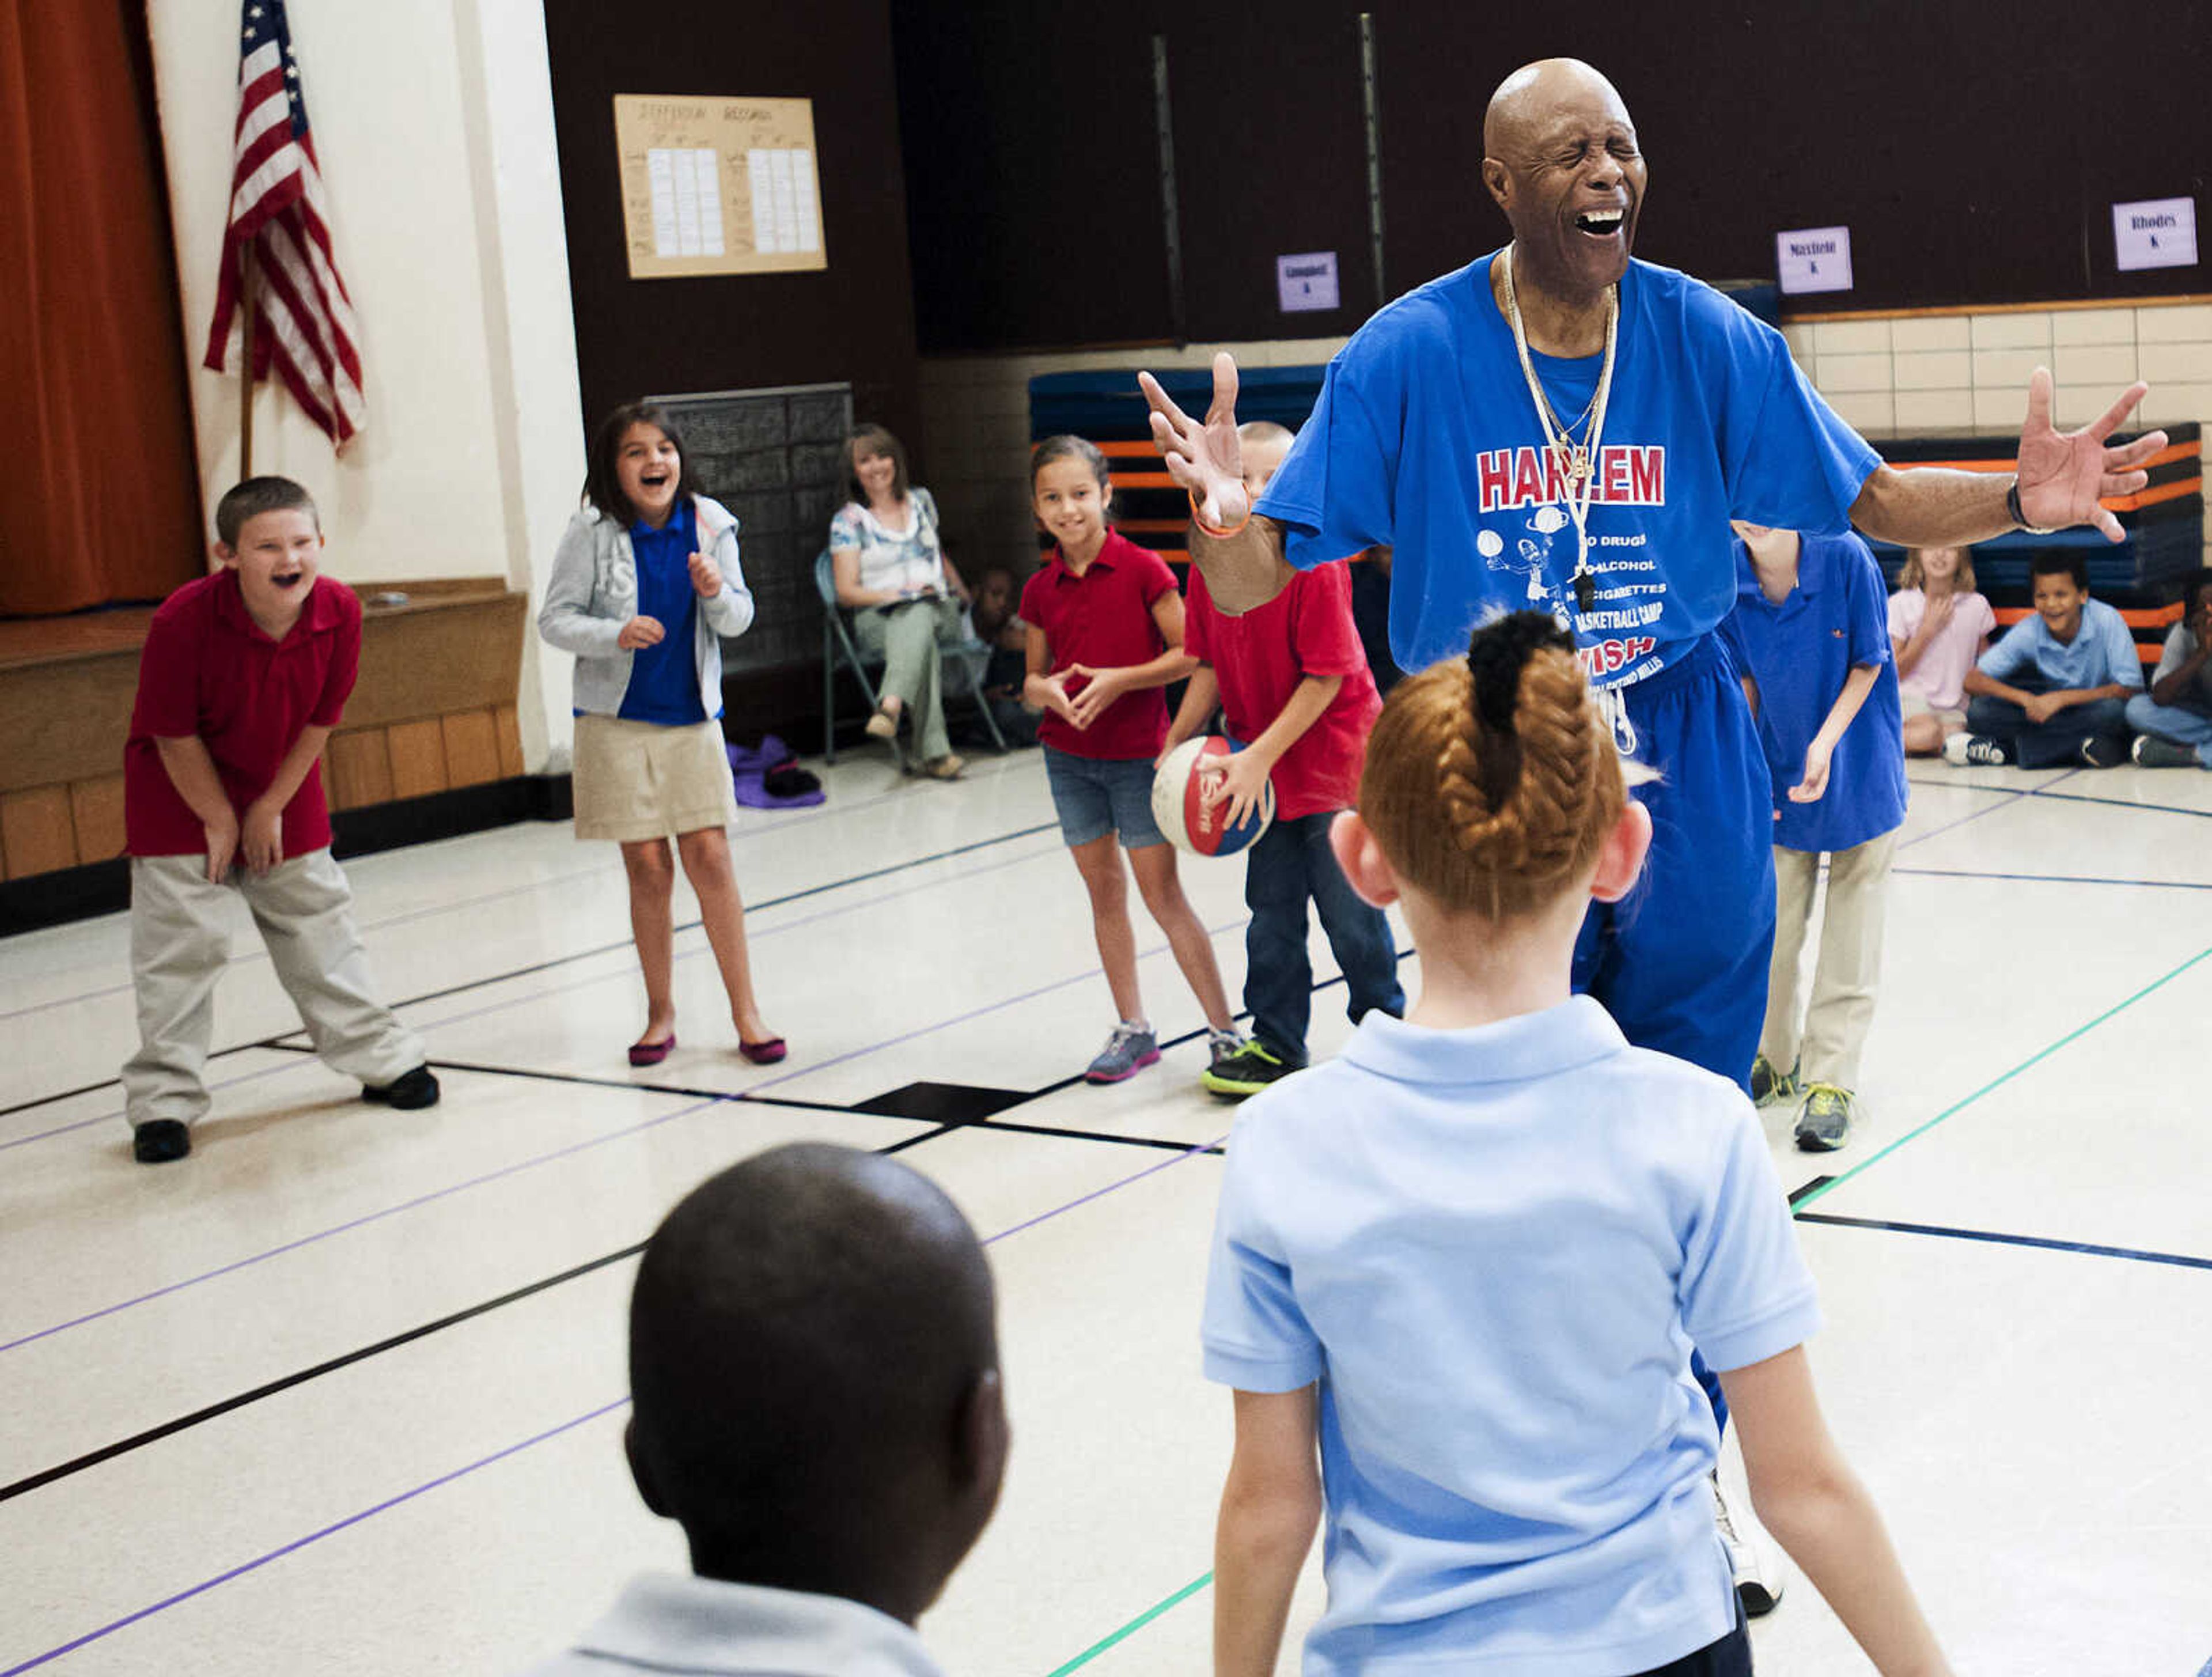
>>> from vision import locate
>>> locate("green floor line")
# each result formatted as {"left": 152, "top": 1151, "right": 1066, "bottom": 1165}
{"left": 1791, "top": 944, "right": 2210, "bottom": 1213}
{"left": 1041, "top": 944, "right": 2212, "bottom": 1674}
{"left": 1044, "top": 1570, "right": 1212, "bottom": 1676}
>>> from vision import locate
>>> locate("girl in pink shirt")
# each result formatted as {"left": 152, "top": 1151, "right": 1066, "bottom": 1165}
{"left": 1888, "top": 546, "right": 1996, "bottom": 756}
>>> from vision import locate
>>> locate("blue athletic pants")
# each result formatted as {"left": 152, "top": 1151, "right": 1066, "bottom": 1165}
{"left": 1572, "top": 635, "right": 1777, "bottom": 1435}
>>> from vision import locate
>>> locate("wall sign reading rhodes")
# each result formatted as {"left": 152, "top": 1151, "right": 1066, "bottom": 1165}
{"left": 2111, "top": 198, "right": 2198, "bottom": 273}
{"left": 614, "top": 94, "right": 826, "bottom": 279}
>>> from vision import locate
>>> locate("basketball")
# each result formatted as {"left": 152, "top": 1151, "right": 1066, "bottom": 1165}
{"left": 1152, "top": 736, "right": 1274, "bottom": 858}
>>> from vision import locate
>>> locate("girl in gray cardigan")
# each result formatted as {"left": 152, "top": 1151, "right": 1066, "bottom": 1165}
{"left": 540, "top": 402, "right": 785, "bottom": 1068}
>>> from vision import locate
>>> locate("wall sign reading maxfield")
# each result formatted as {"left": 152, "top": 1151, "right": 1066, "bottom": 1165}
{"left": 1775, "top": 226, "right": 1853, "bottom": 297}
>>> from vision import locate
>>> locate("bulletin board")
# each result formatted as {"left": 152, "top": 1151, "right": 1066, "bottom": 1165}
{"left": 613, "top": 94, "right": 827, "bottom": 280}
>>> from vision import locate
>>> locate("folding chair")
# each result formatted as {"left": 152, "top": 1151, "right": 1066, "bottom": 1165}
{"left": 816, "top": 550, "right": 1008, "bottom": 763}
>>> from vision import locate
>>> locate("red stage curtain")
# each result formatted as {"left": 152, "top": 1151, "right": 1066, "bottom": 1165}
{"left": 0, "top": 0, "right": 203, "bottom": 616}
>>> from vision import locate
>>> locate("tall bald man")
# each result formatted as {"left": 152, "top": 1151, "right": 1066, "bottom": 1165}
{"left": 1145, "top": 58, "right": 2163, "bottom": 1091}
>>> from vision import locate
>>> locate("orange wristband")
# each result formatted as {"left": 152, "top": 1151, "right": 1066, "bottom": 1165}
{"left": 1189, "top": 489, "right": 1252, "bottom": 541}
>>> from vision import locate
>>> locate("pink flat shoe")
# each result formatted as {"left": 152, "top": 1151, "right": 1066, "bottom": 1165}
{"left": 738, "top": 1036, "right": 787, "bottom": 1066}
{"left": 628, "top": 1033, "right": 676, "bottom": 1068}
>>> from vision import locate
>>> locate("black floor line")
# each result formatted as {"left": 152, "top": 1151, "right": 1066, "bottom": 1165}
{"left": 1, "top": 940, "right": 1380, "bottom": 1493}
{"left": 1793, "top": 1212, "right": 2212, "bottom": 1272}
{"left": 0, "top": 1118, "right": 956, "bottom": 1511}
{"left": 0, "top": 820, "right": 1060, "bottom": 1119}
{"left": 1903, "top": 775, "right": 2212, "bottom": 824}
{"left": 1893, "top": 866, "right": 2212, "bottom": 891}
{"left": 1787, "top": 1175, "right": 1836, "bottom": 1206}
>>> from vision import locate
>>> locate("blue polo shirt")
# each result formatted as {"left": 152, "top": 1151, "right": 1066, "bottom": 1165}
{"left": 1977, "top": 596, "right": 2145, "bottom": 694}
{"left": 619, "top": 498, "right": 711, "bottom": 726}
{"left": 1255, "top": 254, "right": 1880, "bottom": 686}
{"left": 1203, "top": 999, "right": 1821, "bottom": 1675}
{"left": 1716, "top": 532, "right": 1907, "bottom": 854}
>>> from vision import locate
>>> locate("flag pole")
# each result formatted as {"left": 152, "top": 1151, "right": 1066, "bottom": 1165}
{"left": 239, "top": 245, "right": 257, "bottom": 478}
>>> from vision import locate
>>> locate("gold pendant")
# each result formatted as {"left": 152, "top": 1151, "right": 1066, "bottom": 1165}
{"left": 1562, "top": 445, "right": 1592, "bottom": 493}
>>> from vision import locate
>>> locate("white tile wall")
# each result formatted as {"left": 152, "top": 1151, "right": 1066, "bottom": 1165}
{"left": 916, "top": 304, "right": 2211, "bottom": 572}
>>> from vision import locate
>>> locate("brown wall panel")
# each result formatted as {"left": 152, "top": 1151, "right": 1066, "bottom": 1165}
{"left": 328, "top": 729, "right": 395, "bottom": 811}
{"left": 346, "top": 593, "right": 527, "bottom": 730}
{"left": 0, "top": 650, "right": 139, "bottom": 794}
{"left": 542, "top": 1, "right": 922, "bottom": 467}
{"left": 893, "top": 0, "right": 2211, "bottom": 350}
{"left": 2, "top": 786, "right": 78, "bottom": 879}
{"left": 441, "top": 710, "right": 502, "bottom": 789}
{"left": 494, "top": 706, "right": 526, "bottom": 779}
{"left": 69, "top": 775, "right": 127, "bottom": 864}
{"left": 386, "top": 721, "right": 449, "bottom": 802}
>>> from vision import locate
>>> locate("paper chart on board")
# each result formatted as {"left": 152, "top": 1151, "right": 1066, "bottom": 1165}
{"left": 615, "top": 95, "right": 825, "bottom": 278}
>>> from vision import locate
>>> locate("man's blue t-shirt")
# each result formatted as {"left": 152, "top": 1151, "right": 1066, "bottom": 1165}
{"left": 1256, "top": 254, "right": 1882, "bottom": 687}
{"left": 1978, "top": 596, "right": 2145, "bottom": 694}
{"left": 1203, "top": 999, "right": 1822, "bottom": 1675}
{"left": 1716, "top": 532, "right": 1908, "bottom": 854}
{"left": 619, "top": 498, "right": 712, "bottom": 726}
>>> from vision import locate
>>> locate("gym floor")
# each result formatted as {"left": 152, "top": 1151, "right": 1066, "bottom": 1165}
{"left": 3, "top": 747, "right": 2207, "bottom": 1675}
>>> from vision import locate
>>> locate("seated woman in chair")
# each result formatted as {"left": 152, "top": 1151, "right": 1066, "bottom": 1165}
{"left": 828, "top": 424, "right": 973, "bottom": 779}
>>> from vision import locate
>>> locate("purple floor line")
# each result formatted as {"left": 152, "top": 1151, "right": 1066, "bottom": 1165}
{"left": 1, "top": 1132, "right": 1220, "bottom": 1674}
{"left": 0, "top": 835, "right": 1065, "bottom": 1150}
{"left": 0, "top": 916, "right": 1247, "bottom": 1357}
{"left": 0, "top": 1091, "right": 728, "bottom": 1356}
{"left": 0, "top": 1397, "right": 632, "bottom": 1677}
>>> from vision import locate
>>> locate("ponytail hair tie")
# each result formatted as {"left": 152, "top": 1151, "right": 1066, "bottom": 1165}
{"left": 1465, "top": 612, "right": 1576, "bottom": 737}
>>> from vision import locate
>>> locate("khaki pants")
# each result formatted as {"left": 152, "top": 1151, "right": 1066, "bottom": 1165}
{"left": 122, "top": 849, "right": 425, "bottom": 1130}
{"left": 1760, "top": 828, "right": 1897, "bottom": 1093}
{"left": 854, "top": 597, "right": 963, "bottom": 762}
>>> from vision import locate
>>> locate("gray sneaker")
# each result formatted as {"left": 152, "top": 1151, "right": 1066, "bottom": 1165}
{"left": 1085, "top": 1021, "right": 1160, "bottom": 1084}
{"left": 2132, "top": 735, "right": 2200, "bottom": 769}
{"left": 1794, "top": 1084, "right": 1854, "bottom": 1152}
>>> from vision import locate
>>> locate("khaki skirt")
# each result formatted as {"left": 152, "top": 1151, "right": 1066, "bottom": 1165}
{"left": 572, "top": 714, "right": 738, "bottom": 843}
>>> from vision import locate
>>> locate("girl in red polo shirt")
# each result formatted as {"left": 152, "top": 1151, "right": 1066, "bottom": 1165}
{"left": 1020, "top": 436, "right": 1243, "bottom": 1085}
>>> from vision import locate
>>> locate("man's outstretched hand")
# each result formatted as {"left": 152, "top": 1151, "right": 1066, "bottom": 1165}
{"left": 2016, "top": 370, "right": 2167, "bottom": 541}
{"left": 1139, "top": 352, "right": 1250, "bottom": 533}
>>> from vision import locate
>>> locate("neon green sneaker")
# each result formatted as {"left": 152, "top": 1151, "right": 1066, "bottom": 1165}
{"left": 1794, "top": 1084, "right": 1854, "bottom": 1152}
{"left": 1202, "top": 1039, "right": 1297, "bottom": 1099}
{"left": 1748, "top": 1054, "right": 1800, "bottom": 1108}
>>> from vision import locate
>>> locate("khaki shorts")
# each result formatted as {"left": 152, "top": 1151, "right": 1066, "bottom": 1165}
{"left": 1899, "top": 689, "right": 1967, "bottom": 732}
{"left": 572, "top": 714, "right": 738, "bottom": 843}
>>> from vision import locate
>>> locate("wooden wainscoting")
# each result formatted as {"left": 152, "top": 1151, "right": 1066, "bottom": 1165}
{"left": 0, "top": 580, "right": 528, "bottom": 882}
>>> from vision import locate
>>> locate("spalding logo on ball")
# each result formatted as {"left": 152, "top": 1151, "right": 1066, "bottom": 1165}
{"left": 1153, "top": 736, "right": 1275, "bottom": 857}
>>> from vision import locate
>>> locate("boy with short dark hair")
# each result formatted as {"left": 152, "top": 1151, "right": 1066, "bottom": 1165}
{"left": 1163, "top": 422, "right": 1403, "bottom": 1098}
{"left": 1950, "top": 551, "right": 2143, "bottom": 767}
{"left": 2126, "top": 567, "right": 2212, "bottom": 768}
{"left": 121, "top": 476, "right": 435, "bottom": 1164}
{"left": 520, "top": 1143, "right": 1007, "bottom": 1676}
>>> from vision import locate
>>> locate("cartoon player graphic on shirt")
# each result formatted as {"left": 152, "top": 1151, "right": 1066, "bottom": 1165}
{"left": 1476, "top": 506, "right": 1575, "bottom": 623}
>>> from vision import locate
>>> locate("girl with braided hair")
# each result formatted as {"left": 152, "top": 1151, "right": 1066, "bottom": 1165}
{"left": 1201, "top": 613, "right": 1950, "bottom": 1677}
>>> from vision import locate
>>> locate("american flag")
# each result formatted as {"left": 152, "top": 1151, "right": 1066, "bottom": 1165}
{"left": 200, "top": 0, "right": 365, "bottom": 446}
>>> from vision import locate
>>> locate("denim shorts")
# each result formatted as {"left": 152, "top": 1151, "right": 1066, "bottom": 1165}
{"left": 1043, "top": 746, "right": 1165, "bottom": 850}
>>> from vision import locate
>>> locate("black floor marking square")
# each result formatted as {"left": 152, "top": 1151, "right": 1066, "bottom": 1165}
{"left": 854, "top": 1081, "right": 1033, "bottom": 1125}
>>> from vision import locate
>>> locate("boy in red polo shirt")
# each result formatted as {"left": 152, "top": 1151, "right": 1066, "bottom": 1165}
{"left": 1021, "top": 436, "right": 1242, "bottom": 1086}
{"left": 121, "top": 478, "right": 436, "bottom": 1164}
{"left": 1161, "top": 422, "right": 1402, "bottom": 1097}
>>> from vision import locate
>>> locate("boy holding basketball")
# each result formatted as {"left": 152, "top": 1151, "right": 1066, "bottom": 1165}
{"left": 1164, "top": 422, "right": 1402, "bottom": 1097}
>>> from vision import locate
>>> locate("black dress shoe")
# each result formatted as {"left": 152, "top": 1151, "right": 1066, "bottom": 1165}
{"left": 361, "top": 1066, "right": 441, "bottom": 1110}
{"left": 132, "top": 1119, "right": 191, "bottom": 1164}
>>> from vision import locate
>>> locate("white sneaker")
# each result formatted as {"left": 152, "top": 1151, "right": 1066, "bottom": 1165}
{"left": 1711, "top": 1472, "right": 1785, "bottom": 1617}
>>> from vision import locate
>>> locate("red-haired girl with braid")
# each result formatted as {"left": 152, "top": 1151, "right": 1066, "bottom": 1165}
{"left": 1200, "top": 612, "right": 1951, "bottom": 1677}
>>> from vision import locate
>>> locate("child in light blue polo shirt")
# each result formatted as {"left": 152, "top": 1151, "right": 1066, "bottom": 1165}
{"left": 1953, "top": 550, "right": 2143, "bottom": 767}
{"left": 1202, "top": 614, "right": 1952, "bottom": 1677}
{"left": 1718, "top": 524, "right": 1908, "bottom": 1153}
